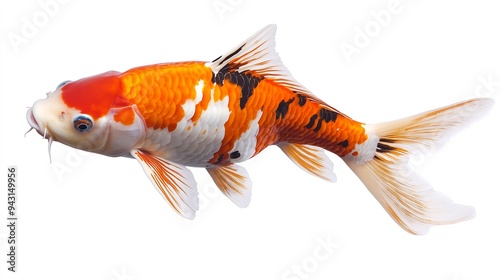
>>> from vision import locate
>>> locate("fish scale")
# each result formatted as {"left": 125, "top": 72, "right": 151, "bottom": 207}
{"left": 121, "top": 62, "right": 211, "bottom": 131}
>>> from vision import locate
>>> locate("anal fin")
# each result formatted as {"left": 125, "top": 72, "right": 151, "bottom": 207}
{"left": 207, "top": 164, "right": 252, "bottom": 208}
{"left": 278, "top": 143, "right": 336, "bottom": 183}
{"left": 131, "top": 149, "right": 199, "bottom": 219}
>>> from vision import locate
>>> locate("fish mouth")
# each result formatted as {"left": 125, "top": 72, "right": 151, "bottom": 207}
{"left": 26, "top": 107, "right": 43, "bottom": 135}
{"left": 26, "top": 107, "right": 54, "bottom": 162}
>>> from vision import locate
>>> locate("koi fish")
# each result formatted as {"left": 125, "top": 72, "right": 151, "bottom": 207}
{"left": 26, "top": 25, "right": 493, "bottom": 234}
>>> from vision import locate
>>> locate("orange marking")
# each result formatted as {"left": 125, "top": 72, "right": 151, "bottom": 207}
{"left": 208, "top": 80, "right": 262, "bottom": 164}
{"left": 246, "top": 78, "right": 368, "bottom": 158}
{"left": 120, "top": 62, "right": 214, "bottom": 131}
{"left": 113, "top": 107, "right": 135, "bottom": 125}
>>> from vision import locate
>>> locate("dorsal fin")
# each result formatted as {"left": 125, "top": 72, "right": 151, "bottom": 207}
{"left": 209, "top": 24, "right": 343, "bottom": 114}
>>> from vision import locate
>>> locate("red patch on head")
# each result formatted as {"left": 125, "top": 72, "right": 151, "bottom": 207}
{"left": 61, "top": 71, "right": 122, "bottom": 120}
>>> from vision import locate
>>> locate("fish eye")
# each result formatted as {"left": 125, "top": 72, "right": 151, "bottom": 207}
{"left": 56, "top": 80, "right": 71, "bottom": 89}
{"left": 73, "top": 115, "right": 94, "bottom": 133}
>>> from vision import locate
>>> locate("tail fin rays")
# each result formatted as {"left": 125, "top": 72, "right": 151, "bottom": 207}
{"left": 345, "top": 98, "right": 494, "bottom": 235}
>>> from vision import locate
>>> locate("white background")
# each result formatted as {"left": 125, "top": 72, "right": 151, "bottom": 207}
{"left": 1, "top": 0, "right": 499, "bottom": 280}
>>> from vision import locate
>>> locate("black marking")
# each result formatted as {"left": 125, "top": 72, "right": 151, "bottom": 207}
{"left": 215, "top": 154, "right": 225, "bottom": 164}
{"left": 377, "top": 138, "right": 397, "bottom": 153}
{"left": 213, "top": 64, "right": 262, "bottom": 109}
{"left": 338, "top": 139, "right": 349, "bottom": 148}
{"left": 379, "top": 138, "right": 396, "bottom": 143}
{"left": 213, "top": 65, "right": 230, "bottom": 86}
{"left": 275, "top": 98, "right": 295, "bottom": 119}
{"left": 237, "top": 73, "right": 262, "bottom": 109}
{"left": 319, "top": 108, "right": 338, "bottom": 123}
{"left": 313, "top": 119, "right": 323, "bottom": 132}
{"left": 230, "top": 151, "right": 241, "bottom": 159}
{"left": 313, "top": 108, "right": 338, "bottom": 132}
{"left": 218, "top": 44, "right": 245, "bottom": 65}
{"left": 304, "top": 115, "right": 318, "bottom": 129}
{"left": 297, "top": 94, "right": 307, "bottom": 106}
{"left": 211, "top": 55, "right": 222, "bottom": 63}
{"left": 376, "top": 142, "right": 395, "bottom": 153}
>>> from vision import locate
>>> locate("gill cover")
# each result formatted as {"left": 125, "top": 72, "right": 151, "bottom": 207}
{"left": 102, "top": 104, "right": 146, "bottom": 157}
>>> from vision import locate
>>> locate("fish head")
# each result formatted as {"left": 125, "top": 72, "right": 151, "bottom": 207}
{"left": 26, "top": 71, "right": 146, "bottom": 159}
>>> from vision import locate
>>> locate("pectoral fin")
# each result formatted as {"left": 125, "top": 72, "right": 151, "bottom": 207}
{"left": 131, "top": 149, "right": 199, "bottom": 219}
{"left": 207, "top": 164, "right": 252, "bottom": 208}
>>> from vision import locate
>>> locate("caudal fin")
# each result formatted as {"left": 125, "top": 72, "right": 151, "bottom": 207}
{"left": 344, "top": 98, "right": 494, "bottom": 235}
